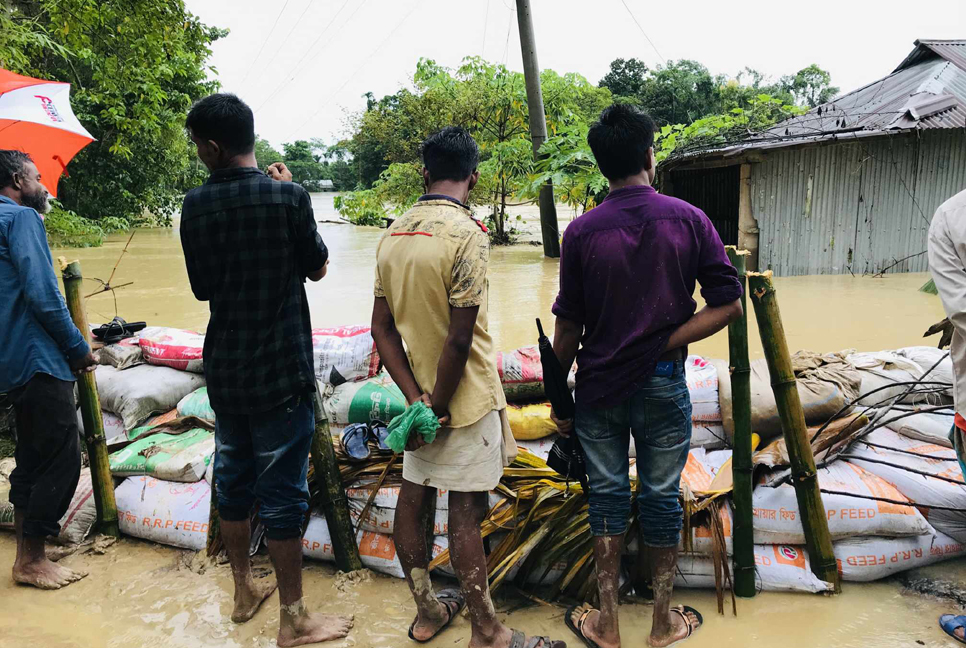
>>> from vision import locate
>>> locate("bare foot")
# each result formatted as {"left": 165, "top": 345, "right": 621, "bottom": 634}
{"left": 569, "top": 604, "right": 619, "bottom": 648}
{"left": 13, "top": 558, "right": 87, "bottom": 590}
{"left": 231, "top": 577, "right": 278, "bottom": 623}
{"left": 278, "top": 600, "right": 354, "bottom": 647}
{"left": 648, "top": 606, "right": 701, "bottom": 648}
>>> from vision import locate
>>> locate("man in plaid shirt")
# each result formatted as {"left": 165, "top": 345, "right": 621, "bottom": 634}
{"left": 181, "top": 93, "right": 351, "bottom": 647}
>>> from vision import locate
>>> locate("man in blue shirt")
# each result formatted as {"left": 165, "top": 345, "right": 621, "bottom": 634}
{"left": 0, "top": 150, "right": 97, "bottom": 589}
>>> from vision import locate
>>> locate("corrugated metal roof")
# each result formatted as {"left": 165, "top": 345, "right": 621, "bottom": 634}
{"left": 895, "top": 40, "right": 966, "bottom": 74}
{"left": 669, "top": 40, "right": 966, "bottom": 164}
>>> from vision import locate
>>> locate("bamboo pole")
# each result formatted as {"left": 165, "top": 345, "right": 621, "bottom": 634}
{"left": 59, "top": 258, "right": 120, "bottom": 538}
{"left": 725, "top": 247, "right": 755, "bottom": 598}
{"left": 746, "top": 271, "right": 840, "bottom": 592}
{"left": 310, "top": 385, "right": 362, "bottom": 572}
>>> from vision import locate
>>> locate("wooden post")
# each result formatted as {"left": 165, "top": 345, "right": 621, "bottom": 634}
{"left": 737, "top": 164, "right": 760, "bottom": 272}
{"left": 747, "top": 271, "right": 840, "bottom": 592}
{"left": 59, "top": 259, "right": 120, "bottom": 538}
{"left": 516, "top": 0, "right": 560, "bottom": 259}
{"left": 726, "top": 247, "right": 756, "bottom": 598}
{"left": 310, "top": 385, "right": 362, "bottom": 572}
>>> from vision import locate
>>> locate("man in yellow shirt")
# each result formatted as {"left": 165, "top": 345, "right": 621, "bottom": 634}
{"left": 371, "top": 127, "right": 563, "bottom": 648}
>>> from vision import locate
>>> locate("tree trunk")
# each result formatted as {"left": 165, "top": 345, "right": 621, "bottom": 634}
{"left": 59, "top": 258, "right": 120, "bottom": 538}
{"left": 747, "top": 271, "right": 840, "bottom": 593}
{"left": 726, "top": 247, "right": 755, "bottom": 598}
{"left": 310, "top": 386, "right": 362, "bottom": 572}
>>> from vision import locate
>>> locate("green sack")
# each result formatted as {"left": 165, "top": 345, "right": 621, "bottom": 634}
{"left": 109, "top": 428, "right": 214, "bottom": 482}
{"left": 177, "top": 387, "right": 216, "bottom": 422}
{"left": 384, "top": 401, "right": 441, "bottom": 454}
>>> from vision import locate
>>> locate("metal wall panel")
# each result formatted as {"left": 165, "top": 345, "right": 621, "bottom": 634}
{"left": 750, "top": 130, "right": 966, "bottom": 276}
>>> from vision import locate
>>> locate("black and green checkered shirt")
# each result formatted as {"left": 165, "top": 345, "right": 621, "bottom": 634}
{"left": 180, "top": 167, "right": 327, "bottom": 415}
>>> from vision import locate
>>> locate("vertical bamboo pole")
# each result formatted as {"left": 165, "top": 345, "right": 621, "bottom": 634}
{"left": 726, "top": 247, "right": 756, "bottom": 598}
{"left": 746, "top": 271, "right": 840, "bottom": 592}
{"left": 59, "top": 259, "right": 120, "bottom": 538}
{"left": 310, "top": 385, "right": 362, "bottom": 572}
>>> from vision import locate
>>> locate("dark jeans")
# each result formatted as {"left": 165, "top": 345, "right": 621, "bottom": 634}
{"left": 214, "top": 393, "right": 314, "bottom": 541}
{"left": 8, "top": 373, "right": 82, "bottom": 538}
{"left": 575, "top": 361, "right": 692, "bottom": 546}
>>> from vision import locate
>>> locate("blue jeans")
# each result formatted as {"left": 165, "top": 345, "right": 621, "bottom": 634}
{"left": 576, "top": 361, "right": 692, "bottom": 546}
{"left": 214, "top": 394, "right": 314, "bottom": 540}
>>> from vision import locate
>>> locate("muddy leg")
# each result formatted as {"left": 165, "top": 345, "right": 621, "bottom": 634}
{"left": 647, "top": 545, "right": 692, "bottom": 648}
{"left": 222, "top": 518, "right": 276, "bottom": 623}
{"left": 448, "top": 490, "right": 513, "bottom": 648}
{"left": 269, "top": 537, "right": 353, "bottom": 647}
{"left": 12, "top": 510, "right": 85, "bottom": 590}
{"left": 568, "top": 535, "right": 623, "bottom": 648}
{"left": 395, "top": 479, "right": 449, "bottom": 641}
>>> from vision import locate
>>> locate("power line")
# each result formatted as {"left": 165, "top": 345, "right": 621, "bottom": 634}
{"left": 244, "top": 0, "right": 314, "bottom": 87}
{"left": 283, "top": 0, "right": 425, "bottom": 142}
{"left": 481, "top": 0, "right": 490, "bottom": 58}
{"left": 618, "top": 0, "right": 665, "bottom": 64}
{"left": 239, "top": 0, "right": 291, "bottom": 87}
{"left": 254, "top": 0, "right": 356, "bottom": 113}
{"left": 502, "top": 3, "right": 514, "bottom": 65}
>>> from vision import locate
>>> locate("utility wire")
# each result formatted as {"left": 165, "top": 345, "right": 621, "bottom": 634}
{"left": 244, "top": 0, "right": 314, "bottom": 87}
{"left": 481, "top": 0, "right": 490, "bottom": 57}
{"left": 239, "top": 0, "right": 291, "bottom": 87}
{"left": 619, "top": 0, "right": 665, "bottom": 64}
{"left": 254, "top": 0, "right": 356, "bottom": 113}
{"left": 283, "top": 0, "right": 425, "bottom": 142}
{"left": 502, "top": 3, "right": 514, "bottom": 65}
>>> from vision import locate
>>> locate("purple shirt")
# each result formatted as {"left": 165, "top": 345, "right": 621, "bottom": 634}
{"left": 552, "top": 185, "right": 742, "bottom": 408}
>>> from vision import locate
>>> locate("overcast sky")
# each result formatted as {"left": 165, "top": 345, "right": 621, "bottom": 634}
{"left": 186, "top": 0, "right": 966, "bottom": 148}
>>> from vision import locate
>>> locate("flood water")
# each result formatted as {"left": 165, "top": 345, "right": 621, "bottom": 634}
{"left": 32, "top": 193, "right": 962, "bottom": 648}
{"left": 55, "top": 193, "right": 946, "bottom": 359}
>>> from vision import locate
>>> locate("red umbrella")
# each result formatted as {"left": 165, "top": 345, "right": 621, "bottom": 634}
{"left": 0, "top": 68, "right": 94, "bottom": 198}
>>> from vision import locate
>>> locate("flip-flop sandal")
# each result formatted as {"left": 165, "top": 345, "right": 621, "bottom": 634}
{"left": 565, "top": 604, "right": 603, "bottom": 648}
{"left": 940, "top": 614, "right": 966, "bottom": 644}
{"left": 508, "top": 628, "right": 566, "bottom": 648}
{"left": 342, "top": 423, "right": 371, "bottom": 462}
{"left": 371, "top": 420, "right": 391, "bottom": 452}
{"left": 666, "top": 605, "right": 704, "bottom": 648}
{"left": 407, "top": 588, "right": 465, "bottom": 644}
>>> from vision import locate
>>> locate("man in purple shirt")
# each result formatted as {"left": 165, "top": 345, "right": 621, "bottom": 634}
{"left": 552, "top": 104, "right": 743, "bottom": 648}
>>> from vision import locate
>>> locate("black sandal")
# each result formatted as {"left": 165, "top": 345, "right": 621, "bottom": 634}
{"left": 509, "top": 628, "right": 566, "bottom": 648}
{"left": 407, "top": 588, "right": 465, "bottom": 643}
{"left": 565, "top": 604, "right": 602, "bottom": 648}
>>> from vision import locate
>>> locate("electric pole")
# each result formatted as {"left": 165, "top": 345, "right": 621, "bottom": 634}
{"left": 516, "top": 0, "right": 560, "bottom": 258}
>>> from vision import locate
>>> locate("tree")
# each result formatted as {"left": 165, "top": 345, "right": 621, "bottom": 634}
{"left": 1, "top": 0, "right": 225, "bottom": 225}
{"left": 254, "top": 136, "right": 283, "bottom": 168}
{"left": 780, "top": 64, "right": 839, "bottom": 108}
{"left": 599, "top": 57, "right": 649, "bottom": 99}
{"left": 639, "top": 59, "right": 724, "bottom": 125}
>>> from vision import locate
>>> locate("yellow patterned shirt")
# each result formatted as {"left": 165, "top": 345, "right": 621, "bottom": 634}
{"left": 374, "top": 198, "right": 506, "bottom": 428}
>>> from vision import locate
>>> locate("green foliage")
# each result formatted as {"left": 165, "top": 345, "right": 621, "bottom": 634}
{"left": 333, "top": 190, "right": 384, "bottom": 226}
{"left": 0, "top": 0, "right": 225, "bottom": 227}
{"left": 254, "top": 136, "right": 283, "bottom": 167}
{"left": 780, "top": 64, "right": 840, "bottom": 108}
{"left": 44, "top": 203, "right": 103, "bottom": 248}
{"left": 528, "top": 123, "right": 607, "bottom": 215}
{"left": 374, "top": 163, "right": 423, "bottom": 216}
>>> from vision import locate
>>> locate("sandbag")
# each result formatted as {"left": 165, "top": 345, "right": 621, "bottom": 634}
{"left": 77, "top": 409, "right": 127, "bottom": 444}
{"left": 349, "top": 499, "right": 449, "bottom": 536}
{"left": 302, "top": 513, "right": 449, "bottom": 579}
{"left": 691, "top": 422, "right": 728, "bottom": 450}
{"left": 835, "top": 531, "right": 966, "bottom": 582}
{"left": 115, "top": 476, "right": 210, "bottom": 550}
{"left": 897, "top": 346, "right": 955, "bottom": 389}
{"left": 680, "top": 448, "right": 733, "bottom": 495}
{"left": 97, "top": 338, "right": 144, "bottom": 370}
{"left": 752, "top": 461, "right": 934, "bottom": 544}
{"left": 507, "top": 402, "right": 556, "bottom": 440}
{"left": 497, "top": 345, "right": 575, "bottom": 402}
{"left": 138, "top": 326, "right": 205, "bottom": 373}
{"left": 846, "top": 429, "right": 966, "bottom": 541}
{"left": 0, "top": 467, "right": 97, "bottom": 545}
{"left": 686, "top": 356, "right": 721, "bottom": 423}
{"left": 849, "top": 351, "right": 950, "bottom": 406}
{"left": 177, "top": 387, "right": 215, "bottom": 423}
{"left": 322, "top": 373, "right": 406, "bottom": 427}
{"left": 675, "top": 544, "right": 830, "bottom": 593}
{"left": 109, "top": 428, "right": 214, "bottom": 482}
{"left": 345, "top": 482, "right": 502, "bottom": 513}
{"left": 627, "top": 504, "right": 734, "bottom": 556}
{"left": 884, "top": 410, "right": 954, "bottom": 448}
{"left": 719, "top": 352, "right": 862, "bottom": 442}
{"left": 514, "top": 435, "right": 558, "bottom": 462}
{"left": 96, "top": 365, "right": 205, "bottom": 430}
{"left": 312, "top": 326, "right": 381, "bottom": 386}
{"left": 127, "top": 408, "right": 180, "bottom": 442}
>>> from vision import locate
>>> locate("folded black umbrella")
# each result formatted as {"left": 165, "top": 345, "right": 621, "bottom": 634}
{"left": 536, "top": 318, "right": 588, "bottom": 491}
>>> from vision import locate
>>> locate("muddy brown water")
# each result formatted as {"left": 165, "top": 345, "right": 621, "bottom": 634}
{"left": 29, "top": 193, "right": 961, "bottom": 647}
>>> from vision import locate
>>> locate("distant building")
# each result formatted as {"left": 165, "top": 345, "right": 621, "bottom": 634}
{"left": 318, "top": 179, "right": 335, "bottom": 191}
{"left": 660, "top": 40, "right": 966, "bottom": 276}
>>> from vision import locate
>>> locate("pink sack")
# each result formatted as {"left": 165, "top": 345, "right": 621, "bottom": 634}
{"left": 138, "top": 327, "right": 205, "bottom": 373}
